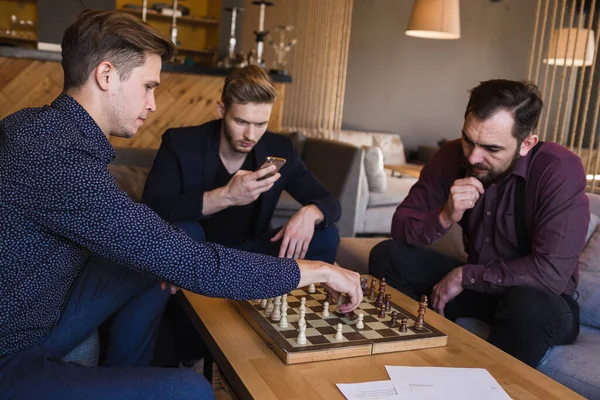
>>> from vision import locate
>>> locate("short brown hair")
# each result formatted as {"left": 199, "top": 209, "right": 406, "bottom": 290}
{"left": 465, "top": 79, "right": 544, "bottom": 142}
{"left": 221, "top": 65, "right": 278, "bottom": 109}
{"left": 61, "top": 10, "right": 176, "bottom": 91}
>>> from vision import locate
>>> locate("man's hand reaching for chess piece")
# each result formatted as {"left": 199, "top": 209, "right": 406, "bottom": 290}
{"left": 297, "top": 260, "right": 363, "bottom": 312}
{"left": 431, "top": 267, "right": 464, "bottom": 317}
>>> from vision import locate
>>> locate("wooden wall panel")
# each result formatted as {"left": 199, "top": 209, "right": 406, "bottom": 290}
{"left": 0, "top": 56, "right": 286, "bottom": 149}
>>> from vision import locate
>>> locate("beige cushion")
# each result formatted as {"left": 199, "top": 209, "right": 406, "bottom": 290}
{"left": 368, "top": 174, "right": 416, "bottom": 207}
{"left": 363, "top": 146, "right": 387, "bottom": 193}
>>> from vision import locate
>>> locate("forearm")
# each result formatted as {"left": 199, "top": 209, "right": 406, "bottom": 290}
{"left": 391, "top": 206, "right": 450, "bottom": 246}
{"left": 299, "top": 204, "right": 325, "bottom": 225}
{"left": 202, "top": 187, "right": 233, "bottom": 216}
{"left": 462, "top": 255, "right": 578, "bottom": 295}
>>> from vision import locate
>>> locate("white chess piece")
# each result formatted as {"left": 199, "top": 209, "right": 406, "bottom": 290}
{"left": 279, "top": 303, "right": 289, "bottom": 328}
{"left": 259, "top": 299, "right": 267, "bottom": 308}
{"left": 298, "top": 308, "right": 306, "bottom": 327}
{"left": 308, "top": 283, "right": 316, "bottom": 293}
{"left": 265, "top": 298, "right": 274, "bottom": 317}
{"left": 282, "top": 293, "right": 288, "bottom": 304}
{"left": 296, "top": 323, "right": 307, "bottom": 345}
{"left": 356, "top": 312, "right": 364, "bottom": 329}
{"left": 322, "top": 301, "right": 330, "bottom": 317}
{"left": 335, "top": 323, "right": 343, "bottom": 340}
{"left": 300, "top": 296, "right": 306, "bottom": 312}
{"left": 271, "top": 296, "right": 282, "bottom": 321}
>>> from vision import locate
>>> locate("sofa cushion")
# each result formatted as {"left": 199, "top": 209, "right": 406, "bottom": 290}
{"left": 368, "top": 175, "right": 417, "bottom": 207}
{"left": 363, "top": 146, "right": 387, "bottom": 193}
{"left": 372, "top": 133, "right": 406, "bottom": 165}
{"left": 578, "top": 226, "right": 600, "bottom": 329}
{"left": 586, "top": 213, "right": 600, "bottom": 243}
{"left": 538, "top": 325, "right": 600, "bottom": 400}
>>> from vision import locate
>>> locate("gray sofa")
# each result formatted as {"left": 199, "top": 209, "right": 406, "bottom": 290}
{"left": 336, "top": 193, "right": 600, "bottom": 400}
{"left": 274, "top": 130, "right": 418, "bottom": 237}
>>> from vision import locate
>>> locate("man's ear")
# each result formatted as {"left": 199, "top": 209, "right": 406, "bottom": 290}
{"left": 94, "top": 61, "right": 114, "bottom": 91}
{"left": 216, "top": 101, "right": 225, "bottom": 119}
{"left": 519, "top": 134, "right": 539, "bottom": 157}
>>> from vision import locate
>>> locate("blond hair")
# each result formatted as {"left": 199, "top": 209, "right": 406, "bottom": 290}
{"left": 221, "top": 65, "right": 278, "bottom": 109}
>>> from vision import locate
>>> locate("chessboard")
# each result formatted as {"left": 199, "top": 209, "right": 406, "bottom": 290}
{"left": 231, "top": 279, "right": 447, "bottom": 365}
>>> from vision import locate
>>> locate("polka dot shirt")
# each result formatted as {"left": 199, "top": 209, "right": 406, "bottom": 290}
{"left": 0, "top": 93, "right": 300, "bottom": 358}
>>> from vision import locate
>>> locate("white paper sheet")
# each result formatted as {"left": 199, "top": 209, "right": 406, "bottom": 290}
{"left": 385, "top": 366, "right": 511, "bottom": 400}
{"left": 336, "top": 380, "right": 405, "bottom": 400}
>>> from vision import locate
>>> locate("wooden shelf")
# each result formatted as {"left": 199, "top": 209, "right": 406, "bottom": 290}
{"left": 0, "top": 31, "right": 36, "bottom": 44}
{"left": 118, "top": 8, "right": 219, "bottom": 26}
{"left": 176, "top": 46, "right": 215, "bottom": 55}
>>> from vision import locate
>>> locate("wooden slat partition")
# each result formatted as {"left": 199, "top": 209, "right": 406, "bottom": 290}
{"left": 241, "top": 0, "right": 354, "bottom": 138}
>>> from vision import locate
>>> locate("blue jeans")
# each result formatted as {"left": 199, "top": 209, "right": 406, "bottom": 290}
{"left": 178, "top": 222, "right": 340, "bottom": 264}
{"left": 0, "top": 254, "right": 214, "bottom": 400}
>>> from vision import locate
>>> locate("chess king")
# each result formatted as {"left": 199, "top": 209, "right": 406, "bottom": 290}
{"left": 369, "top": 79, "right": 587, "bottom": 368}
{"left": 143, "top": 65, "right": 341, "bottom": 264}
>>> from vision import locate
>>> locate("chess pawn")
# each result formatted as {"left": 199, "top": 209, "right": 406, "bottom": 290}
{"left": 279, "top": 303, "right": 289, "bottom": 328}
{"left": 307, "top": 283, "right": 316, "bottom": 293}
{"left": 300, "top": 296, "right": 307, "bottom": 312}
{"left": 271, "top": 296, "right": 282, "bottom": 322}
{"left": 400, "top": 317, "right": 408, "bottom": 333}
{"left": 265, "top": 298, "right": 274, "bottom": 317}
{"left": 298, "top": 308, "right": 306, "bottom": 327}
{"left": 376, "top": 287, "right": 385, "bottom": 307}
{"left": 259, "top": 299, "right": 267, "bottom": 308}
{"left": 385, "top": 294, "right": 392, "bottom": 312}
{"left": 378, "top": 304, "right": 386, "bottom": 319}
{"left": 322, "top": 301, "right": 330, "bottom": 317}
{"left": 356, "top": 312, "right": 364, "bottom": 329}
{"left": 335, "top": 323, "right": 344, "bottom": 340}
{"left": 390, "top": 311, "right": 398, "bottom": 327}
{"left": 296, "top": 323, "right": 307, "bottom": 345}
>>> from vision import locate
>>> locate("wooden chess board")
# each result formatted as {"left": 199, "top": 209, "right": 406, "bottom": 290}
{"left": 231, "top": 282, "right": 447, "bottom": 364}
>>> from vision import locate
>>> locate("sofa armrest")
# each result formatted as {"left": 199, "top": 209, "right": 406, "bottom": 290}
{"left": 301, "top": 138, "right": 364, "bottom": 237}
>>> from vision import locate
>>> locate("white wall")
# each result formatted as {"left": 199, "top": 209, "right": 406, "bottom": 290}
{"left": 342, "top": 0, "right": 538, "bottom": 151}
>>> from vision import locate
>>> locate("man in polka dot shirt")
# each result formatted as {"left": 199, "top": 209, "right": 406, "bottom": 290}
{"left": 0, "top": 10, "right": 361, "bottom": 400}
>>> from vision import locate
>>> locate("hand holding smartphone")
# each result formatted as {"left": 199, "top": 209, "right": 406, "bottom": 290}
{"left": 257, "top": 156, "right": 286, "bottom": 180}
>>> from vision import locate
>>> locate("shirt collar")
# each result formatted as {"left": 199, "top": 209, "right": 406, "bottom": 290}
{"left": 51, "top": 92, "right": 115, "bottom": 163}
{"left": 510, "top": 147, "right": 534, "bottom": 180}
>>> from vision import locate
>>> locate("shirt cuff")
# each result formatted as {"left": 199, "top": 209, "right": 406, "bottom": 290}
{"left": 426, "top": 207, "right": 450, "bottom": 241}
{"left": 462, "top": 264, "right": 486, "bottom": 287}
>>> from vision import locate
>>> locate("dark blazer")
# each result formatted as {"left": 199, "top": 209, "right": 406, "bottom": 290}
{"left": 142, "top": 119, "right": 341, "bottom": 237}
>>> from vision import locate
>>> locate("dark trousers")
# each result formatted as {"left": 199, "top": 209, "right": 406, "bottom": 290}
{"left": 0, "top": 254, "right": 213, "bottom": 400}
{"left": 178, "top": 221, "right": 340, "bottom": 264}
{"left": 368, "top": 240, "right": 580, "bottom": 368}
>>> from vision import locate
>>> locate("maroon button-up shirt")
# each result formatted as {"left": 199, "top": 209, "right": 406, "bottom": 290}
{"left": 392, "top": 139, "right": 589, "bottom": 295}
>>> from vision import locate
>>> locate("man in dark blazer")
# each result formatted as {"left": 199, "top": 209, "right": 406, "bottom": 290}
{"left": 143, "top": 66, "right": 340, "bottom": 263}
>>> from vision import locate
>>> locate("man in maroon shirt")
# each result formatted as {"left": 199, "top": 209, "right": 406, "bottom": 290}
{"left": 369, "top": 79, "right": 589, "bottom": 367}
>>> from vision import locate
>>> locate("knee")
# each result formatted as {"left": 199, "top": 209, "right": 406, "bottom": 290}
{"left": 168, "top": 370, "right": 215, "bottom": 400}
{"left": 498, "top": 286, "right": 564, "bottom": 322}
{"left": 174, "top": 221, "right": 206, "bottom": 243}
{"left": 368, "top": 239, "right": 400, "bottom": 277}
{"left": 316, "top": 224, "right": 340, "bottom": 249}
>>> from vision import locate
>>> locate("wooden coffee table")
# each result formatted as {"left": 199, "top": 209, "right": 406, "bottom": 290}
{"left": 180, "top": 280, "right": 584, "bottom": 400}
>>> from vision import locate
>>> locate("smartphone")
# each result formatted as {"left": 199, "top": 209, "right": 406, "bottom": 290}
{"left": 257, "top": 156, "right": 286, "bottom": 180}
